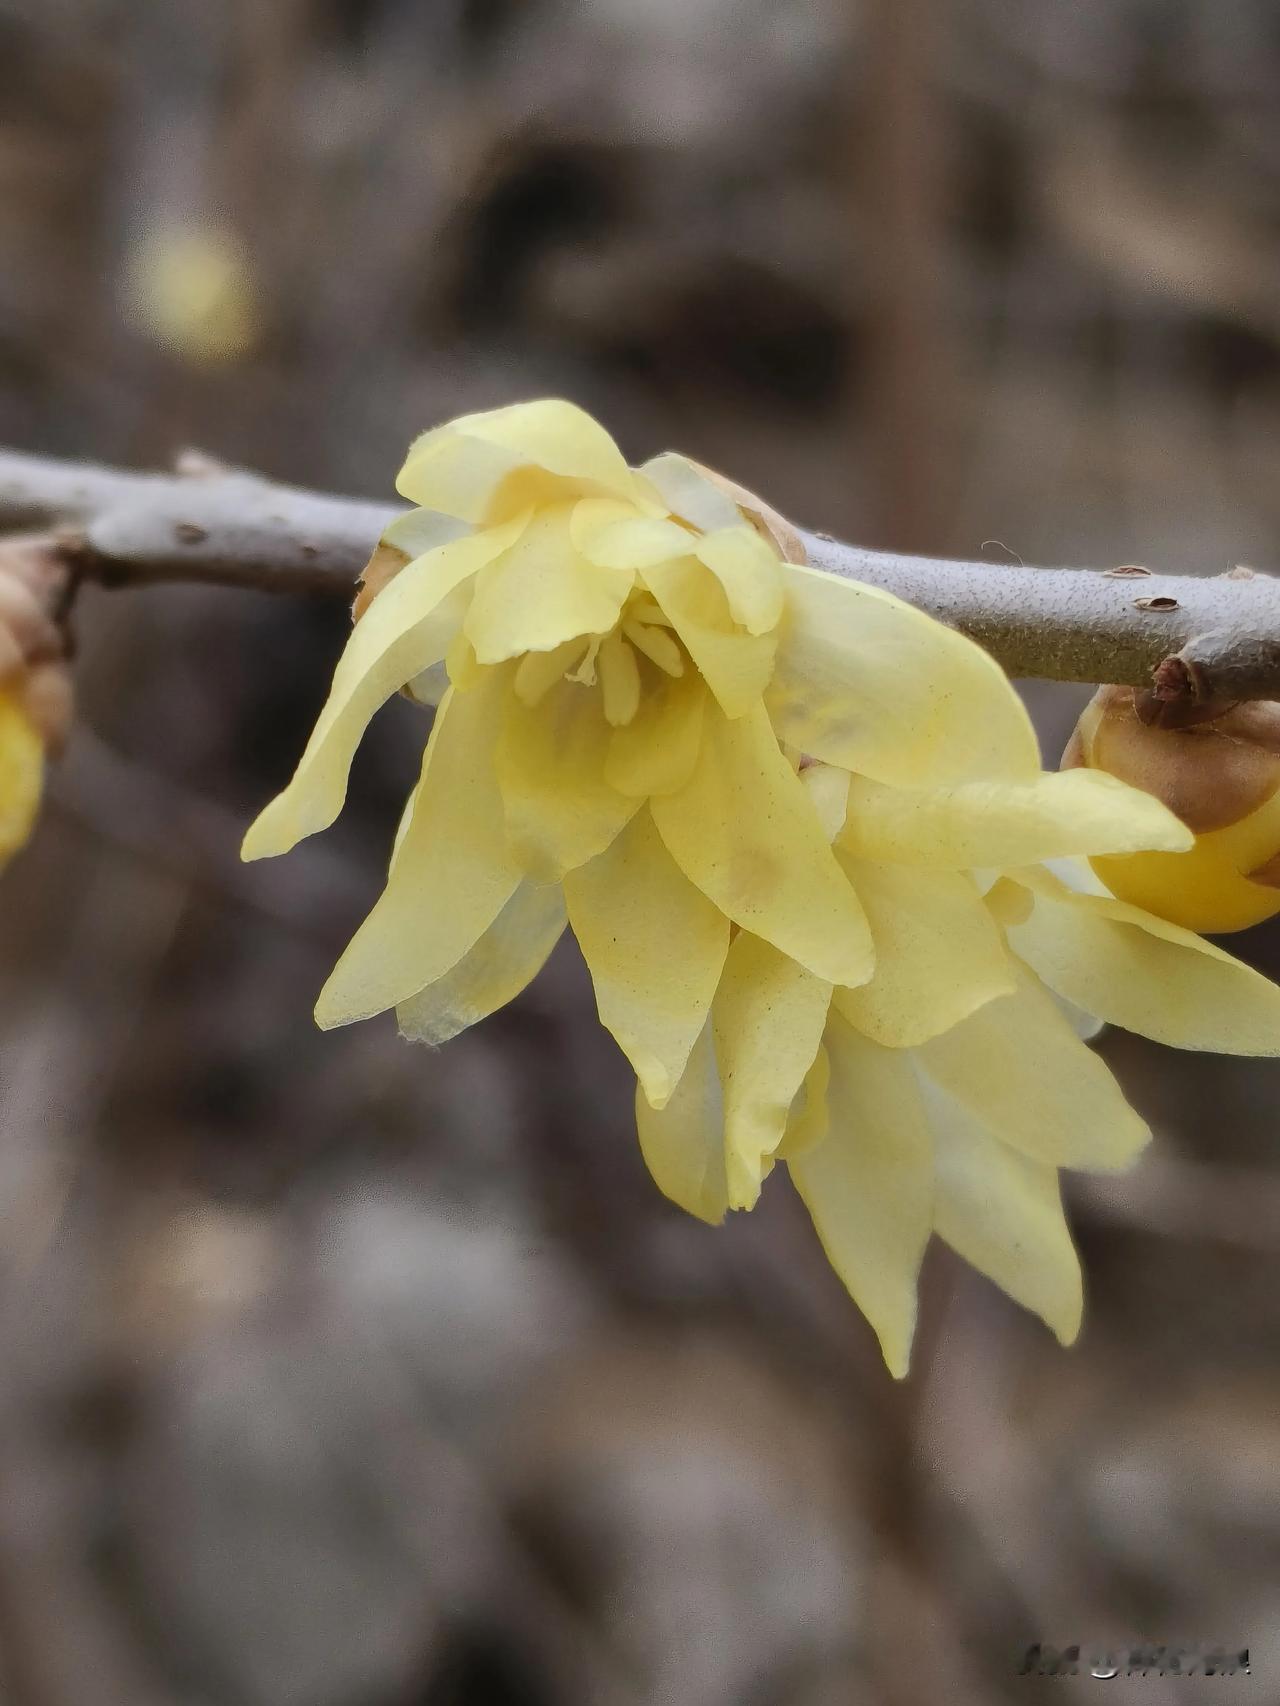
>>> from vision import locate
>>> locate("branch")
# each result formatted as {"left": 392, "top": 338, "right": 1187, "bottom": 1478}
{"left": 3, "top": 446, "right": 1279, "bottom": 703}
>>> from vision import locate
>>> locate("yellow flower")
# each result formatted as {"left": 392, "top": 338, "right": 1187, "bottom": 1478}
{"left": 1065, "top": 684, "right": 1280, "bottom": 932}
{"left": 636, "top": 750, "right": 1280, "bottom": 1377}
{"left": 246, "top": 399, "right": 1034, "bottom": 1103}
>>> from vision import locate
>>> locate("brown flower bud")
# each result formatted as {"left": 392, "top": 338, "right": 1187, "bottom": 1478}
{"left": 1064, "top": 685, "right": 1280, "bottom": 932}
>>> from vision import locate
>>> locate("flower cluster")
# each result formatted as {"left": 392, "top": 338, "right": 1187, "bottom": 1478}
{"left": 243, "top": 400, "right": 1280, "bottom": 1372}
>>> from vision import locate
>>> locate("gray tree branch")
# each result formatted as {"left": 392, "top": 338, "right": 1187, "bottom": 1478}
{"left": 3, "top": 445, "right": 1278, "bottom": 703}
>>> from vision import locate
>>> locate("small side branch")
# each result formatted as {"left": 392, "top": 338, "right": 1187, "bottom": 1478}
{"left": 3, "top": 446, "right": 1279, "bottom": 703}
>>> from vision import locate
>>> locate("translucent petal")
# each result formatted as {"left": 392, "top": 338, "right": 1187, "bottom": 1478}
{"left": 397, "top": 399, "right": 642, "bottom": 522}
{"left": 997, "top": 865, "right": 1280, "bottom": 1056}
{"left": 922, "top": 1075, "right": 1082, "bottom": 1344}
{"left": 774, "top": 1044, "right": 830, "bottom": 1161}
{"left": 315, "top": 672, "right": 521, "bottom": 1027}
{"left": 711, "top": 932, "right": 832, "bottom": 1209}
{"left": 242, "top": 520, "right": 524, "bottom": 860}
{"left": 799, "top": 762, "right": 851, "bottom": 843}
{"left": 650, "top": 697, "right": 874, "bottom": 987}
{"left": 380, "top": 506, "right": 470, "bottom": 559}
{"left": 916, "top": 965, "right": 1151, "bottom": 1171}
{"left": 767, "top": 564, "right": 1041, "bottom": 787}
{"left": 604, "top": 671, "right": 706, "bottom": 799}
{"left": 641, "top": 556, "right": 776, "bottom": 719}
{"left": 788, "top": 1016, "right": 933, "bottom": 1377}
{"left": 395, "top": 881, "right": 565, "bottom": 1045}
{"left": 464, "top": 504, "right": 633, "bottom": 665}
{"left": 838, "top": 769, "right": 1192, "bottom": 869}
{"left": 570, "top": 499, "right": 698, "bottom": 569}
{"left": 694, "top": 527, "right": 785, "bottom": 635}
{"left": 513, "top": 637, "right": 588, "bottom": 708}
{"left": 633, "top": 1021, "right": 729, "bottom": 1224}
{"left": 496, "top": 675, "right": 640, "bottom": 882}
{"left": 832, "top": 859, "right": 1015, "bottom": 1047}
{"left": 638, "top": 451, "right": 745, "bottom": 533}
{"left": 0, "top": 691, "right": 43, "bottom": 857}
{"left": 565, "top": 808, "right": 729, "bottom": 1108}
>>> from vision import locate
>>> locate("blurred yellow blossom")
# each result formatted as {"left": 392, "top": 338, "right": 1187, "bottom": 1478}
{"left": 0, "top": 543, "right": 73, "bottom": 868}
{"left": 1065, "top": 684, "right": 1280, "bottom": 932}
{"left": 125, "top": 224, "right": 258, "bottom": 365}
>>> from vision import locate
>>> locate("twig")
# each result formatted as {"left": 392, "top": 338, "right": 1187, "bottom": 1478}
{"left": 3, "top": 446, "right": 1280, "bottom": 703}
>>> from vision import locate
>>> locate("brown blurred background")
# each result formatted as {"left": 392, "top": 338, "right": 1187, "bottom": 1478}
{"left": 1, "top": 1, "right": 1278, "bottom": 1701}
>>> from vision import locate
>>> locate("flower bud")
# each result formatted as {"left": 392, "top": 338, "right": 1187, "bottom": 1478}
{"left": 1063, "top": 685, "right": 1280, "bottom": 931}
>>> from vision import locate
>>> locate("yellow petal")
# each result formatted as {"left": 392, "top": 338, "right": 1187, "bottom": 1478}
{"left": 315, "top": 671, "right": 520, "bottom": 1027}
{"left": 604, "top": 671, "right": 706, "bottom": 799}
{"left": 380, "top": 506, "right": 470, "bottom": 559}
{"left": 838, "top": 769, "right": 1191, "bottom": 869}
{"left": 395, "top": 881, "right": 565, "bottom": 1045}
{"left": 634, "top": 1021, "right": 729, "bottom": 1224}
{"left": 997, "top": 864, "right": 1280, "bottom": 1056}
{"left": 397, "top": 399, "right": 643, "bottom": 522}
{"left": 242, "top": 519, "right": 525, "bottom": 860}
{"left": 788, "top": 1015, "right": 933, "bottom": 1377}
{"left": 464, "top": 504, "right": 633, "bottom": 665}
{"left": 565, "top": 808, "right": 729, "bottom": 1107}
{"left": 799, "top": 762, "right": 851, "bottom": 843}
{"left": 774, "top": 1044, "right": 830, "bottom": 1161}
{"left": 916, "top": 964, "right": 1151, "bottom": 1171}
{"left": 570, "top": 499, "right": 697, "bottom": 569}
{"left": 711, "top": 932, "right": 832, "bottom": 1209}
{"left": 638, "top": 451, "right": 745, "bottom": 533}
{"left": 922, "top": 1076, "right": 1082, "bottom": 1344}
{"left": 623, "top": 618, "right": 684, "bottom": 677}
{"left": 767, "top": 564, "right": 1041, "bottom": 787}
{"left": 832, "top": 859, "right": 1015, "bottom": 1047}
{"left": 0, "top": 691, "right": 43, "bottom": 857}
{"left": 513, "top": 636, "right": 588, "bottom": 708}
{"left": 496, "top": 675, "right": 640, "bottom": 881}
{"left": 650, "top": 697, "right": 874, "bottom": 988}
{"left": 641, "top": 555, "right": 777, "bottom": 719}
{"left": 693, "top": 527, "right": 785, "bottom": 635}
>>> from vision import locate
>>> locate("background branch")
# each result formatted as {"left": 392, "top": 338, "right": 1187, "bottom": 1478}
{"left": 3, "top": 445, "right": 1278, "bottom": 702}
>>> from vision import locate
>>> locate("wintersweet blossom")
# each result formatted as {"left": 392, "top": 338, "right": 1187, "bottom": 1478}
{"left": 0, "top": 551, "right": 73, "bottom": 868}
{"left": 636, "top": 753, "right": 1280, "bottom": 1377}
{"left": 243, "top": 398, "right": 1080, "bottom": 1109}
{"left": 0, "top": 689, "right": 43, "bottom": 866}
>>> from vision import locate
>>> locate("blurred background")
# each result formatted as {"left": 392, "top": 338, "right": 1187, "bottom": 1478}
{"left": 1, "top": 0, "right": 1278, "bottom": 1701}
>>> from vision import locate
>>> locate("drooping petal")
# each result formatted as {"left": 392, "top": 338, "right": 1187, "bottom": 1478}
{"left": 395, "top": 881, "right": 566, "bottom": 1045}
{"left": 995, "top": 865, "right": 1280, "bottom": 1056}
{"left": 242, "top": 519, "right": 525, "bottom": 860}
{"left": 650, "top": 697, "right": 874, "bottom": 988}
{"left": 604, "top": 671, "right": 706, "bottom": 798}
{"left": 916, "top": 965, "right": 1151, "bottom": 1171}
{"left": 789, "top": 1015, "right": 934, "bottom": 1377}
{"left": 767, "top": 564, "right": 1041, "bottom": 787}
{"left": 564, "top": 808, "right": 729, "bottom": 1108}
{"left": 837, "top": 769, "right": 1192, "bottom": 870}
{"left": 693, "top": 527, "right": 785, "bottom": 635}
{"left": 638, "top": 451, "right": 745, "bottom": 534}
{"left": 922, "top": 1075, "right": 1082, "bottom": 1344}
{"left": 633, "top": 1021, "right": 729, "bottom": 1224}
{"left": 380, "top": 506, "right": 470, "bottom": 559}
{"left": 774, "top": 1044, "right": 830, "bottom": 1161}
{"left": 315, "top": 671, "right": 521, "bottom": 1027}
{"left": 496, "top": 675, "right": 640, "bottom": 882}
{"left": 711, "top": 932, "right": 832, "bottom": 1209}
{"left": 832, "top": 858, "right": 1015, "bottom": 1047}
{"left": 464, "top": 504, "right": 633, "bottom": 665}
{"left": 641, "top": 556, "right": 776, "bottom": 719}
{"left": 397, "top": 399, "right": 645, "bottom": 522}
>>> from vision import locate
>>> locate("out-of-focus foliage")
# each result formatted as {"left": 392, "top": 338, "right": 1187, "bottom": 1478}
{"left": 1, "top": 1, "right": 1278, "bottom": 1702}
